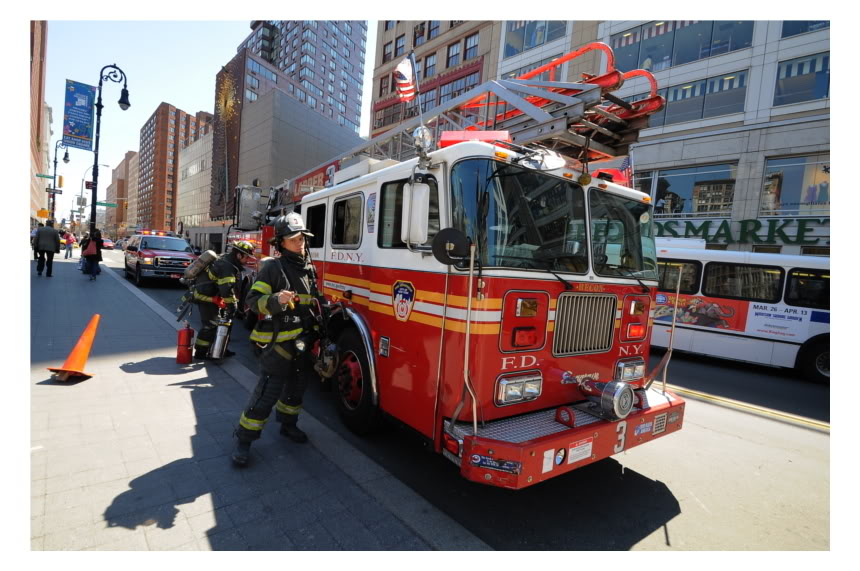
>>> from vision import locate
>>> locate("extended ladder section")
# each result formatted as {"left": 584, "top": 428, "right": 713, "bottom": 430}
{"left": 287, "top": 42, "right": 664, "bottom": 195}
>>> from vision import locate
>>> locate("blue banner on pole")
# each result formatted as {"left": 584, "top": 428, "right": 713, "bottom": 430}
{"left": 62, "top": 80, "right": 96, "bottom": 151}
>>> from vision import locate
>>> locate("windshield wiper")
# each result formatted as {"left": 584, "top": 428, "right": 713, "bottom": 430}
{"left": 614, "top": 266, "right": 651, "bottom": 294}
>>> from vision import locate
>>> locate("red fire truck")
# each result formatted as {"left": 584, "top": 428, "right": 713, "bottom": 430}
{"left": 227, "top": 42, "right": 684, "bottom": 489}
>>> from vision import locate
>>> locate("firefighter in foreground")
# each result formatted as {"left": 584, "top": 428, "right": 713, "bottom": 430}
{"left": 192, "top": 240, "right": 255, "bottom": 360}
{"left": 232, "top": 212, "right": 323, "bottom": 466}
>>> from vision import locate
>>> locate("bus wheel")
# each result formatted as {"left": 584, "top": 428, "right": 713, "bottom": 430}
{"left": 334, "top": 329, "right": 380, "bottom": 434}
{"left": 800, "top": 339, "right": 829, "bottom": 385}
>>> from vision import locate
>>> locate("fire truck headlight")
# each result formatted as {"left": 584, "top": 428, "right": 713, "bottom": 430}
{"left": 601, "top": 381, "right": 635, "bottom": 420}
{"left": 615, "top": 357, "right": 646, "bottom": 382}
{"left": 496, "top": 374, "right": 542, "bottom": 406}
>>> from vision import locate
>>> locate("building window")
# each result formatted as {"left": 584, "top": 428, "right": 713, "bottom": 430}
{"left": 384, "top": 21, "right": 394, "bottom": 32}
{"left": 641, "top": 163, "right": 737, "bottom": 218}
{"left": 414, "top": 22, "right": 426, "bottom": 47}
{"left": 752, "top": 245, "right": 782, "bottom": 254}
{"left": 246, "top": 74, "right": 259, "bottom": 89}
{"left": 760, "top": 154, "right": 829, "bottom": 217}
{"left": 424, "top": 54, "right": 436, "bottom": 78}
{"left": 414, "top": 59, "right": 422, "bottom": 81}
{"left": 447, "top": 42, "right": 460, "bottom": 68}
{"left": 504, "top": 21, "right": 567, "bottom": 59}
{"left": 420, "top": 88, "right": 436, "bottom": 112}
{"left": 379, "top": 75, "right": 389, "bottom": 96}
{"left": 395, "top": 35, "right": 406, "bottom": 57}
{"left": 502, "top": 54, "right": 563, "bottom": 81}
{"left": 611, "top": 21, "right": 753, "bottom": 73}
{"left": 439, "top": 72, "right": 479, "bottom": 105}
{"left": 782, "top": 21, "right": 829, "bottom": 38}
{"left": 428, "top": 21, "right": 440, "bottom": 39}
{"left": 631, "top": 70, "right": 747, "bottom": 127}
{"left": 383, "top": 42, "right": 392, "bottom": 63}
{"left": 801, "top": 246, "right": 829, "bottom": 257}
{"left": 464, "top": 33, "right": 479, "bottom": 60}
{"left": 774, "top": 52, "right": 830, "bottom": 107}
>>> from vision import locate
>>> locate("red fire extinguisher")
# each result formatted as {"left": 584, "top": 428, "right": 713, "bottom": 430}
{"left": 177, "top": 320, "right": 194, "bottom": 364}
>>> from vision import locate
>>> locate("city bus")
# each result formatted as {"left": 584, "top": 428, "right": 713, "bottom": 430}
{"left": 651, "top": 243, "right": 829, "bottom": 383}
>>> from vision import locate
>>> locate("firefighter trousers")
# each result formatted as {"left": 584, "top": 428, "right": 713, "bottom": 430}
{"left": 194, "top": 302, "right": 225, "bottom": 355}
{"left": 235, "top": 343, "right": 313, "bottom": 442}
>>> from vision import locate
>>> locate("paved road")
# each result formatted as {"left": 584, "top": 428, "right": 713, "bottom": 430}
{"left": 102, "top": 250, "right": 830, "bottom": 550}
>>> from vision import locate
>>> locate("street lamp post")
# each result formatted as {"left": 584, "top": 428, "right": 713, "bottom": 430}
{"left": 90, "top": 64, "right": 130, "bottom": 234}
{"left": 51, "top": 140, "right": 69, "bottom": 221}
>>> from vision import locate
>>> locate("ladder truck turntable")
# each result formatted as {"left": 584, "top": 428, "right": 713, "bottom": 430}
{"left": 228, "top": 42, "right": 684, "bottom": 489}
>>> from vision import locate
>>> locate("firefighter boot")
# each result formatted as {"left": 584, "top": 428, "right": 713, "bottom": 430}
{"left": 231, "top": 438, "right": 251, "bottom": 467}
{"left": 279, "top": 416, "right": 308, "bottom": 443}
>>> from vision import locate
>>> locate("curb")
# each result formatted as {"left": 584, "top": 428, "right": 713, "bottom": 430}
{"left": 100, "top": 254, "right": 491, "bottom": 551}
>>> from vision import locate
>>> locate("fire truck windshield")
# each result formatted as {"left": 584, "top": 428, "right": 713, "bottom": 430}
{"left": 451, "top": 158, "right": 655, "bottom": 278}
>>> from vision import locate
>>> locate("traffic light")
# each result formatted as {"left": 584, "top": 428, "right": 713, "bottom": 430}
{"left": 58, "top": 175, "right": 64, "bottom": 188}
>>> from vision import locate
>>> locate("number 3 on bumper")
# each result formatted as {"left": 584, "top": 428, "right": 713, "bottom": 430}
{"left": 614, "top": 420, "right": 627, "bottom": 453}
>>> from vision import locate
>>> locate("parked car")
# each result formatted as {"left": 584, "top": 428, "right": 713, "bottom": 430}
{"left": 102, "top": 238, "right": 115, "bottom": 250}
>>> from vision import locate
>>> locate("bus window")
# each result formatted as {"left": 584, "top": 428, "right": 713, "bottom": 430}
{"left": 702, "top": 262, "right": 784, "bottom": 303}
{"left": 657, "top": 259, "right": 701, "bottom": 294}
{"left": 785, "top": 268, "right": 829, "bottom": 310}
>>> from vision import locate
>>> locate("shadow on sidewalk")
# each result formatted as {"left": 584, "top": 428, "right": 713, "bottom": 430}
{"left": 100, "top": 378, "right": 293, "bottom": 550}
{"left": 119, "top": 357, "right": 206, "bottom": 376}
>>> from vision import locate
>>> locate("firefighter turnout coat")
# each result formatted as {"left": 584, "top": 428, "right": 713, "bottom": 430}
{"left": 192, "top": 253, "right": 243, "bottom": 354}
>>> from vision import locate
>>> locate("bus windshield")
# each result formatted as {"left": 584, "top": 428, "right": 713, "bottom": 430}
{"left": 450, "top": 158, "right": 657, "bottom": 278}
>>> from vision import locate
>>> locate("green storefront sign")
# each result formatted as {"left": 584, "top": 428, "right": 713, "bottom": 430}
{"left": 655, "top": 218, "right": 829, "bottom": 245}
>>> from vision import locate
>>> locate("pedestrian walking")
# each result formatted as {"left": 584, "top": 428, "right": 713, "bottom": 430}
{"left": 34, "top": 220, "right": 61, "bottom": 277}
{"left": 189, "top": 240, "right": 255, "bottom": 360}
{"left": 31, "top": 223, "right": 44, "bottom": 261}
{"left": 231, "top": 213, "right": 324, "bottom": 466}
{"left": 62, "top": 230, "right": 77, "bottom": 259}
{"left": 79, "top": 229, "right": 103, "bottom": 281}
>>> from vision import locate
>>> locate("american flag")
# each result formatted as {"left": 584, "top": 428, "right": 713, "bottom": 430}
{"left": 620, "top": 156, "right": 634, "bottom": 187}
{"left": 394, "top": 56, "right": 417, "bottom": 102}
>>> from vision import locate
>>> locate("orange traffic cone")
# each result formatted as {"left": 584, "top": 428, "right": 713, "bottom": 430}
{"left": 48, "top": 314, "right": 100, "bottom": 381}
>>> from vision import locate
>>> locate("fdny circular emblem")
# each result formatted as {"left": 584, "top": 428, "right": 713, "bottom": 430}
{"left": 392, "top": 280, "right": 416, "bottom": 322}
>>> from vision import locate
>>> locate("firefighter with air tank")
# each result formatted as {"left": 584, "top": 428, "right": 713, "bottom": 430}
{"left": 189, "top": 240, "right": 256, "bottom": 360}
{"left": 231, "top": 212, "right": 325, "bottom": 466}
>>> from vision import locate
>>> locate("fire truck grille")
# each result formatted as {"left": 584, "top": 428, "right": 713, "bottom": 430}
{"left": 155, "top": 256, "right": 189, "bottom": 270}
{"left": 552, "top": 293, "right": 617, "bottom": 356}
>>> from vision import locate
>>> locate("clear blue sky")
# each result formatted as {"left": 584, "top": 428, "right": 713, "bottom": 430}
{"left": 45, "top": 20, "right": 376, "bottom": 220}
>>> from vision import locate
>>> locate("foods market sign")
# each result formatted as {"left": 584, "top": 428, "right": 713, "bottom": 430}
{"left": 655, "top": 218, "right": 829, "bottom": 245}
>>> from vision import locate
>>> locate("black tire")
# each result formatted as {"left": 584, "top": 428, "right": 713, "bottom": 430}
{"left": 134, "top": 265, "right": 145, "bottom": 287}
{"left": 799, "top": 338, "right": 829, "bottom": 385}
{"left": 124, "top": 262, "right": 131, "bottom": 279}
{"left": 334, "top": 328, "right": 381, "bottom": 435}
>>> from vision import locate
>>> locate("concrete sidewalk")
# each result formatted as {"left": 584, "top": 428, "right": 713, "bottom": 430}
{"left": 30, "top": 253, "right": 490, "bottom": 551}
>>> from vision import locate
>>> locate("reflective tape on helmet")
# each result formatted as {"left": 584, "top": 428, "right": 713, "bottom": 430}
{"left": 239, "top": 412, "right": 268, "bottom": 431}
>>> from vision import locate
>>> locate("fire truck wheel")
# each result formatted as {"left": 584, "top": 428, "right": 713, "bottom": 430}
{"left": 334, "top": 328, "right": 381, "bottom": 435}
{"left": 134, "top": 266, "right": 146, "bottom": 287}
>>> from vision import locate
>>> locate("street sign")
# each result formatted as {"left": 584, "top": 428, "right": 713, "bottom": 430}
{"left": 46, "top": 188, "right": 62, "bottom": 194}
{"left": 36, "top": 174, "right": 53, "bottom": 179}
{"left": 96, "top": 202, "right": 117, "bottom": 207}
{"left": 77, "top": 197, "right": 87, "bottom": 206}
{"left": 85, "top": 181, "right": 93, "bottom": 189}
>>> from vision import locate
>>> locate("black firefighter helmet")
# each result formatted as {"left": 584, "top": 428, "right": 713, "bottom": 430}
{"left": 268, "top": 211, "right": 314, "bottom": 245}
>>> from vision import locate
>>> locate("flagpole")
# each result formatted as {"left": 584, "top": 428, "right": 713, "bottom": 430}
{"left": 409, "top": 51, "right": 425, "bottom": 128}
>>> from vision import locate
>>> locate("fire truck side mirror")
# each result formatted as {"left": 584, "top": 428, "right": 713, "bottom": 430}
{"left": 401, "top": 182, "right": 431, "bottom": 245}
{"left": 431, "top": 228, "right": 470, "bottom": 266}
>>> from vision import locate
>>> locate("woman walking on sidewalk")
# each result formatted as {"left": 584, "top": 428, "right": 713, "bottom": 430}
{"left": 63, "top": 230, "right": 76, "bottom": 259}
{"left": 79, "top": 230, "right": 103, "bottom": 281}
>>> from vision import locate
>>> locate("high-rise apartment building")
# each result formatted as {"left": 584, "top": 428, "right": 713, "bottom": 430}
{"left": 126, "top": 153, "right": 139, "bottom": 235}
{"left": 30, "top": 21, "right": 49, "bottom": 227}
{"left": 135, "top": 103, "right": 212, "bottom": 231}
{"left": 208, "top": 20, "right": 367, "bottom": 222}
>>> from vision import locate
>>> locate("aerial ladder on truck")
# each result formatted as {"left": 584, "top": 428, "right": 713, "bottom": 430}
{"left": 230, "top": 43, "right": 685, "bottom": 489}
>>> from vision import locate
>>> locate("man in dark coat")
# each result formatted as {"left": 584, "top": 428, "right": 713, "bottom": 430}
{"left": 34, "top": 220, "right": 61, "bottom": 277}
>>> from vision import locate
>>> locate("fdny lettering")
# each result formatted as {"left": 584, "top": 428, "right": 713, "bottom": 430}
{"left": 619, "top": 344, "right": 644, "bottom": 356}
{"left": 575, "top": 283, "right": 605, "bottom": 293}
{"left": 501, "top": 355, "right": 538, "bottom": 370}
{"left": 329, "top": 251, "right": 364, "bottom": 263}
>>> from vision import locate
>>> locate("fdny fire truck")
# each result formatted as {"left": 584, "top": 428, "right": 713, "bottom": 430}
{"left": 228, "top": 42, "right": 684, "bottom": 489}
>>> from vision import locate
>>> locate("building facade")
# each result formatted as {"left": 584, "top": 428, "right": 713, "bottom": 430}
{"left": 125, "top": 153, "right": 139, "bottom": 236}
{"left": 367, "top": 20, "right": 830, "bottom": 256}
{"left": 600, "top": 20, "right": 830, "bottom": 255}
{"left": 207, "top": 21, "right": 368, "bottom": 223}
{"left": 30, "top": 21, "right": 49, "bottom": 227}
{"left": 135, "top": 102, "right": 212, "bottom": 232}
{"left": 176, "top": 131, "right": 224, "bottom": 251}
